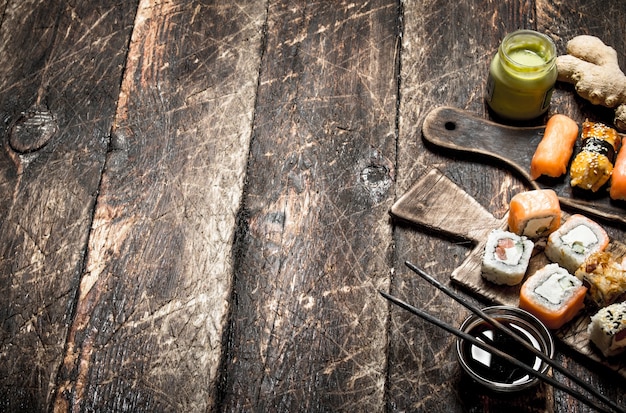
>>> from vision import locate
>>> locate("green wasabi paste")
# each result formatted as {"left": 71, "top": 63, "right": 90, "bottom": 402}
{"left": 486, "top": 30, "right": 557, "bottom": 121}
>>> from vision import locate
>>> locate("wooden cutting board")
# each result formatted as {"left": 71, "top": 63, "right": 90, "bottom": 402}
{"left": 421, "top": 106, "right": 626, "bottom": 225}
{"left": 391, "top": 168, "right": 626, "bottom": 379}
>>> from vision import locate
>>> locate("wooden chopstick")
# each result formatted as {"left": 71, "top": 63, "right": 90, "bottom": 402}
{"left": 400, "top": 261, "right": 626, "bottom": 413}
{"left": 379, "top": 290, "right": 618, "bottom": 413}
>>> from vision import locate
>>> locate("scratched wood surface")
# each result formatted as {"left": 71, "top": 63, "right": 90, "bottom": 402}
{"left": 0, "top": 1, "right": 625, "bottom": 413}
{"left": 219, "top": 1, "right": 397, "bottom": 411}
{"left": 0, "top": 2, "right": 138, "bottom": 412}
{"left": 52, "top": 1, "right": 267, "bottom": 411}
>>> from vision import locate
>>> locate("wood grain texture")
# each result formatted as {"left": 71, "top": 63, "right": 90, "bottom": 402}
{"left": 391, "top": 168, "right": 505, "bottom": 241}
{"left": 52, "top": 1, "right": 266, "bottom": 411}
{"left": 0, "top": 2, "right": 137, "bottom": 412}
{"left": 220, "top": 0, "right": 398, "bottom": 411}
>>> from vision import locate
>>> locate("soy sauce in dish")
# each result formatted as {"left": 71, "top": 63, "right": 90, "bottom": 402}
{"left": 461, "top": 319, "right": 542, "bottom": 384}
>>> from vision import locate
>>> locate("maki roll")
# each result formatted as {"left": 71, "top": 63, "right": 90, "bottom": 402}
{"left": 508, "top": 189, "right": 561, "bottom": 239}
{"left": 519, "top": 263, "right": 587, "bottom": 329}
{"left": 482, "top": 230, "right": 534, "bottom": 286}
{"left": 570, "top": 121, "right": 620, "bottom": 192}
{"left": 587, "top": 301, "right": 626, "bottom": 358}
{"left": 575, "top": 250, "right": 626, "bottom": 307}
{"left": 545, "top": 214, "right": 609, "bottom": 274}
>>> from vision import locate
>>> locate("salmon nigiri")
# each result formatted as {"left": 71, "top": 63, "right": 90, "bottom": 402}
{"left": 530, "top": 114, "right": 579, "bottom": 180}
{"left": 610, "top": 143, "right": 626, "bottom": 200}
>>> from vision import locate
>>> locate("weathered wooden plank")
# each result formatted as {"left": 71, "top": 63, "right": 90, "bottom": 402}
{"left": 220, "top": 0, "right": 398, "bottom": 411}
{"left": 391, "top": 1, "right": 541, "bottom": 412}
{"left": 0, "top": 1, "right": 137, "bottom": 411}
{"left": 52, "top": 1, "right": 266, "bottom": 411}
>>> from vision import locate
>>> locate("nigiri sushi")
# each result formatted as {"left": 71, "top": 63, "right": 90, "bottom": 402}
{"left": 570, "top": 121, "right": 620, "bottom": 192}
{"left": 519, "top": 263, "right": 587, "bottom": 329}
{"left": 530, "top": 114, "right": 579, "bottom": 180}
{"left": 545, "top": 214, "right": 609, "bottom": 274}
{"left": 587, "top": 301, "right": 626, "bottom": 358}
{"left": 481, "top": 230, "right": 534, "bottom": 286}
{"left": 610, "top": 143, "right": 626, "bottom": 200}
{"left": 508, "top": 189, "right": 561, "bottom": 239}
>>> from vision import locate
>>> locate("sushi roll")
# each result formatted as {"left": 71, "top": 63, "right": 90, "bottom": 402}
{"left": 519, "top": 263, "right": 587, "bottom": 329}
{"left": 508, "top": 189, "right": 561, "bottom": 239}
{"left": 545, "top": 214, "right": 609, "bottom": 274}
{"left": 575, "top": 250, "right": 626, "bottom": 307}
{"left": 530, "top": 114, "right": 579, "bottom": 180}
{"left": 570, "top": 121, "right": 620, "bottom": 192}
{"left": 587, "top": 301, "right": 626, "bottom": 358}
{"left": 481, "top": 230, "right": 534, "bottom": 286}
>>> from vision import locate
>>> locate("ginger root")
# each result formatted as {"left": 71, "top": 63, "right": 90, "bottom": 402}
{"left": 556, "top": 35, "right": 626, "bottom": 131}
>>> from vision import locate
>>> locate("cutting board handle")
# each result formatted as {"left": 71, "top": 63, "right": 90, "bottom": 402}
{"left": 391, "top": 169, "right": 507, "bottom": 242}
{"left": 422, "top": 106, "right": 544, "bottom": 186}
{"left": 421, "top": 106, "right": 626, "bottom": 225}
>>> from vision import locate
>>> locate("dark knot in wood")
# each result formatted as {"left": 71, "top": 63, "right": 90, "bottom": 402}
{"left": 360, "top": 163, "right": 393, "bottom": 202}
{"left": 9, "top": 107, "right": 58, "bottom": 153}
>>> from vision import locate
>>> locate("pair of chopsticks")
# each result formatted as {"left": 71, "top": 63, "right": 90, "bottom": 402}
{"left": 380, "top": 261, "right": 625, "bottom": 413}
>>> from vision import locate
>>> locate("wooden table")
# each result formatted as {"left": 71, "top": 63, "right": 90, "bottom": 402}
{"left": 1, "top": 1, "right": 624, "bottom": 412}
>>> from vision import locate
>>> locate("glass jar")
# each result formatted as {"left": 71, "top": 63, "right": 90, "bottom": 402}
{"left": 486, "top": 30, "right": 558, "bottom": 121}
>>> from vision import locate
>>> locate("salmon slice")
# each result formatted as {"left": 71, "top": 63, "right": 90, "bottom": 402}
{"left": 530, "top": 114, "right": 579, "bottom": 180}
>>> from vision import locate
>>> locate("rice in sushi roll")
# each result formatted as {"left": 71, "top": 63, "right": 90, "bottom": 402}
{"left": 519, "top": 263, "right": 587, "bottom": 329}
{"left": 587, "top": 301, "right": 626, "bottom": 358}
{"left": 481, "top": 230, "right": 534, "bottom": 286}
{"left": 545, "top": 214, "right": 609, "bottom": 274}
